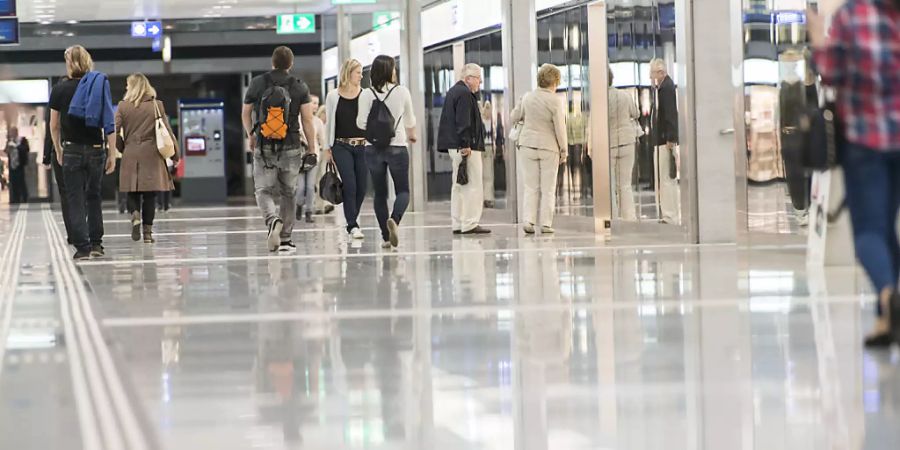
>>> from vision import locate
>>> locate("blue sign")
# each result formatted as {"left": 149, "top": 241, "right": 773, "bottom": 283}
{"left": 775, "top": 11, "right": 806, "bottom": 25}
{"left": 151, "top": 36, "right": 161, "bottom": 52}
{"left": 131, "top": 21, "right": 162, "bottom": 38}
{"left": 0, "top": 0, "right": 15, "bottom": 17}
{"left": 0, "top": 17, "right": 18, "bottom": 45}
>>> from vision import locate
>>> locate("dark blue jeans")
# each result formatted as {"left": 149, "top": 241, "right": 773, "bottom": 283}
{"left": 842, "top": 142, "right": 900, "bottom": 315}
{"left": 365, "top": 145, "right": 410, "bottom": 241}
{"left": 332, "top": 142, "right": 368, "bottom": 232}
{"left": 62, "top": 143, "right": 107, "bottom": 251}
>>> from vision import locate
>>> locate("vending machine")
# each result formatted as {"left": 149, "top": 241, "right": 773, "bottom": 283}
{"left": 178, "top": 99, "right": 227, "bottom": 204}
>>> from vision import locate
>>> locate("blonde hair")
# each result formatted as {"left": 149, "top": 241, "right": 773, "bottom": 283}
{"left": 339, "top": 59, "right": 363, "bottom": 89}
{"left": 537, "top": 64, "right": 561, "bottom": 89}
{"left": 316, "top": 105, "right": 327, "bottom": 122}
{"left": 65, "top": 45, "right": 94, "bottom": 78}
{"left": 123, "top": 73, "right": 157, "bottom": 107}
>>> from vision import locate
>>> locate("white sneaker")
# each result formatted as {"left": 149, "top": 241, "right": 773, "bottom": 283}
{"left": 381, "top": 241, "right": 393, "bottom": 249}
{"left": 350, "top": 227, "right": 365, "bottom": 240}
{"left": 541, "top": 226, "right": 555, "bottom": 234}
{"left": 796, "top": 209, "right": 809, "bottom": 227}
{"left": 523, "top": 224, "right": 535, "bottom": 234}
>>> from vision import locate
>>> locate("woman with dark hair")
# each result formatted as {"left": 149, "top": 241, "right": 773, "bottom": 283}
{"left": 356, "top": 55, "right": 418, "bottom": 249}
{"left": 810, "top": 0, "right": 900, "bottom": 347}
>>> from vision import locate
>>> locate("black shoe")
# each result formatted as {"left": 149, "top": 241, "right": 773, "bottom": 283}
{"left": 864, "top": 333, "right": 894, "bottom": 349}
{"left": 324, "top": 204, "right": 335, "bottom": 214}
{"left": 267, "top": 218, "right": 284, "bottom": 252}
{"left": 278, "top": 240, "right": 297, "bottom": 254}
{"left": 461, "top": 226, "right": 491, "bottom": 235}
{"left": 90, "top": 245, "right": 105, "bottom": 258}
{"left": 295, "top": 207, "right": 304, "bottom": 222}
{"left": 453, "top": 230, "right": 462, "bottom": 235}
{"left": 305, "top": 211, "right": 314, "bottom": 223}
{"left": 73, "top": 248, "right": 91, "bottom": 261}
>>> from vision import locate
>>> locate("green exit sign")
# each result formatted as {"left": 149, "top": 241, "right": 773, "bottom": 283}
{"left": 373, "top": 11, "right": 401, "bottom": 30}
{"left": 332, "top": 0, "right": 377, "bottom": 4}
{"left": 276, "top": 14, "right": 316, "bottom": 34}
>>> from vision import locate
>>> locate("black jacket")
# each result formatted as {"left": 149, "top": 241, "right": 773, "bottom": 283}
{"left": 437, "top": 81, "right": 485, "bottom": 152}
{"left": 651, "top": 75, "right": 679, "bottom": 146}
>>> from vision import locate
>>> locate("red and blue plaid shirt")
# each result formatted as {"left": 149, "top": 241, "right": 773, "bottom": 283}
{"left": 814, "top": 0, "right": 900, "bottom": 151}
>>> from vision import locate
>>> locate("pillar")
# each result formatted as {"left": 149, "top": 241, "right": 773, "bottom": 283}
{"left": 679, "top": 0, "right": 743, "bottom": 243}
{"left": 336, "top": 6, "right": 352, "bottom": 68}
{"left": 500, "top": 0, "right": 538, "bottom": 222}
{"left": 400, "top": 0, "right": 428, "bottom": 212}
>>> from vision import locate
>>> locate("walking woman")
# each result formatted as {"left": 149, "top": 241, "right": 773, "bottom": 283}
{"left": 115, "top": 73, "right": 178, "bottom": 244}
{"left": 511, "top": 64, "right": 568, "bottom": 234}
{"left": 608, "top": 67, "right": 640, "bottom": 221}
{"left": 324, "top": 59, "right": 368, "bottom": 240}
{"left": 356, "top": 55, "right": 417, "bottom": 249}
{"left": 810, "top": 0, "right": 900, "bottom": 347}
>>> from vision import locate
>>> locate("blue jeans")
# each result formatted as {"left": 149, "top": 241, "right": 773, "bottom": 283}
{"left": 332, "top": 142, "right": 368, "bottom": 232}
{"left": 842, "top": 142, "right": 900, "bottom": 314}
{"left": 295, "top": 164, "right": 318, "bottom": 214}
{"left": 365, "top": 145, "right": 410, "bottom": 242}
{"left": 62, "top": 143, "right": 107, "bottom": 251}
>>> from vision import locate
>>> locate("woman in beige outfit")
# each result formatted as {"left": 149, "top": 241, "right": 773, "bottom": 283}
{"left": 116, "top": 73, "right": 178, "bottom": 243}
{"left": 608, "top": 68, "right": 640, "bottom": 221}
{"left": 511, "top": 64, "right": 567, "bottom": 234}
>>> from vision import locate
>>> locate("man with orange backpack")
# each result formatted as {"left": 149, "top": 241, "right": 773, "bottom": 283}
{"left": 242, "top": 46, "right": 318, "bottom": 253}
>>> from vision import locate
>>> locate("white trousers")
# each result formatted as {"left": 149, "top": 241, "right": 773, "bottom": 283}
{"left": 519, "top": 146, "right": 560, "bottom": 228}
{"left": 449, "top": 149, "right": 485, "bottom": 232}
{"left": 612, "top": 144, "right": 637, "bottom": 221}
{"left": 482, "top": 145, "right": 495, "bottom": 202}
{"left": 654, "top": 145, "right": 681, "bottom": 224}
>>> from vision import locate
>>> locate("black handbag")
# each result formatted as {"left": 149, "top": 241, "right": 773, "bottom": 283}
{"left": 800, "top": 102, "right": 842, "bottom": 171}
{"left": 457, "top": 155, "right": 469, "bottom": 185}
{"left": 668, "top": 147, "right": 677, "bottom": 179}
{"left": 319, "top": 162, "right": 343, "bottom": 205}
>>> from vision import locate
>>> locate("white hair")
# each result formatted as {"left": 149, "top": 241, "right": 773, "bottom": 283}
{"left": 461, "top": 63, "right": 482, "bottom": 80}
{"left": 650, "top": 58, "right": 667, "bottom": 74}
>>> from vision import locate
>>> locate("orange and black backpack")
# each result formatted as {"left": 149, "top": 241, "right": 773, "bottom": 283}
{"left": 254, "top": 73, "right": 294, "bottom": 152}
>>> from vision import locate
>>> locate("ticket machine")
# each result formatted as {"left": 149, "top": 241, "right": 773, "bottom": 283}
{"left": 178, "top": 99, "right": 227, "bottom": 204}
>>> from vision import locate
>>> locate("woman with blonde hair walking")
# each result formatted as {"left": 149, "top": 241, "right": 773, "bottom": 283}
{"left": 115, "top": 73, "right": 178, "bottom": 243}
{"left": 324, "top": 59, "right": 369, "bottom": 239}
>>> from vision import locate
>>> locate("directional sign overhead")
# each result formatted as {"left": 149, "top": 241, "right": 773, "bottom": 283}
{"left": 131, "top": 21, "right": 162, "bottom": 39}
{"left": 276, "top": 14, "right": 316, "bottom": 35}
{"left": 373, "top": 11, "right": 400, "bottom": 31}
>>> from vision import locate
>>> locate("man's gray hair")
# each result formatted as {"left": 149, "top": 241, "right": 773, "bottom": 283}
{"left": 650, "top": 58, "right": 667, "bottom": 73}
{"left": 461, "top": 63, "right": 483, "bottom": 80}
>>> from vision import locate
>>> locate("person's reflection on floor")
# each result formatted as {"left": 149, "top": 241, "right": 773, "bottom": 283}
{"left": 452, "top": 237, "right": 488, "bottom": 305}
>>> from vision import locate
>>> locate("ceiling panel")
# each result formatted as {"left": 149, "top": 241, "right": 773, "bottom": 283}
{"left": 20, "top": 0, "right": 408, "bottom": 24}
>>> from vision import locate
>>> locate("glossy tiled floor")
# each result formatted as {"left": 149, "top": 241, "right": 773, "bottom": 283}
{"left": 0, "top": 202, "right": 897, "bottom": 450}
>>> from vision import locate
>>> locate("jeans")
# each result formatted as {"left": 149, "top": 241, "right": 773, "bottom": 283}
{"left": 332, "top": 142, "right": 368, "bottom": 232}
{"left": 365, "top": 145, "right": 410, "bottom": 241}
{"left": 253, "top": 147, "right": 304, "bottom": 240}
{"left": 842, "top": 142, "right": 900, "bottom": 314}
{"left": 295, "top": 164, "right": 318, "bottom": 214}
{"left": 62, "top": 143, "right": 107, "bottom": 251}
{"left": 52, "top": 158, "right": 75, "bottom": 245}
{"left": 128, "top": 191, "right": 158, "bottom": 225}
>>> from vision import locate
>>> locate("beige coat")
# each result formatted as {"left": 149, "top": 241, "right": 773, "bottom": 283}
{"left": 116, "top": 97, "right": 177, "bottom": 193}
{"left": 510, "top": 88, "right": 568, "bottom": 156}
{"left": 608, "top": 87, "right": 640, "bottom": 148}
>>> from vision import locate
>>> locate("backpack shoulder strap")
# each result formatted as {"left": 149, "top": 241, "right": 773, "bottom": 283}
{"left": 383, "top": 85, "right": 399, "bottom": 102}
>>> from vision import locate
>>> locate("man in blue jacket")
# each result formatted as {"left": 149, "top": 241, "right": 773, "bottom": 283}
{"left": 49, "top": 45, "right": 117, "bottom": 261}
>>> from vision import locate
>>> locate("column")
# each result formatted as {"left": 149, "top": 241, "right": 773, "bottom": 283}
{"left": 680, "top": 0, "right": 743, "bottom": 243}
{"left": 400, "top": 0, "right": 428, "bottom": 212}
{"left": 336, "top": 6, "right": 352, "bottom": 67}
{"left": 500, "top": 0, "right": 538, "bottom": 222}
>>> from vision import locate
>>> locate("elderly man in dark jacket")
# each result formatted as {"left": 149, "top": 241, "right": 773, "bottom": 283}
{"left": 437, "top": 63, "right": 489, "bottom": 235}
{"left": 649, "top": 58, "right": 680, "bottom": 224}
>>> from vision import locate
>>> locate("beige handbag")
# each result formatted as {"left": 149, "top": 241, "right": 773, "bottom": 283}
{"left": 153, "top": 100, "right": 176, "bottom": 159}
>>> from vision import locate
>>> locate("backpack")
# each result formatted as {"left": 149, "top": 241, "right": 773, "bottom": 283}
{"left": 6, "top": 141, "right": 19, "bottom": 170}
{"left": 255, "top": 73, "right": 294, "bottom": 151}
{"left": 365, "top": 85, "right": 402, "bottom": 149}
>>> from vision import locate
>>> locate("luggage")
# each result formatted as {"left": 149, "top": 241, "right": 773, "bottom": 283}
{"left": 319, "top": 162, "right": 343, "bottom": 205}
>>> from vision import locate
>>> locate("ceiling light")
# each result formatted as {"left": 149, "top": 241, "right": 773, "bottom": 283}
{"left": 66, "top": 20, "right": 78, "bottom": 24}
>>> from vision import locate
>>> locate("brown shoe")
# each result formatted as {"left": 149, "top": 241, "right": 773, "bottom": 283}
{"left": 142, "top": 225, "right": 156, "bottom": 244}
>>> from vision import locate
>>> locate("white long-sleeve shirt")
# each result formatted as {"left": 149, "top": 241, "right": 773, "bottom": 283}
{"left": 356, "top": 83, "right": 417, "bottom": 147}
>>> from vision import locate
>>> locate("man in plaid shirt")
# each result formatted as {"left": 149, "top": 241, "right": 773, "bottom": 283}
{"left": 810, "top": 0, "right": 900, "bottom": 348}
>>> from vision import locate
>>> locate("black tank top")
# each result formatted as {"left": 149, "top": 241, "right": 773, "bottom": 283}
{"left": 334, "top": 94, "right": 366, "bottom": 139}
